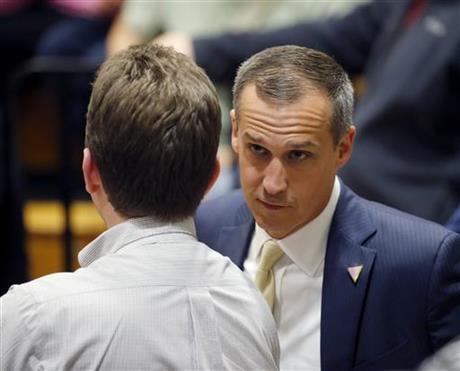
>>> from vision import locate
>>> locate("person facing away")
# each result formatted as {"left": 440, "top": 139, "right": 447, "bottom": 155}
{"left": 194, "top": 45, "right": 460, "bottom": 371}
{"left": 0, "top": 44, "right": 279, "bottom": 371}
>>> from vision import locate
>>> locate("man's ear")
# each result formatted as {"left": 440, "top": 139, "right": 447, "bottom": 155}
{"left": 230, "top": 109, "right": 239, "bottom": 153}
{"left": 204, "top": 159, "right": 221, "bottom": 196}
{"left": 336, "top": 125, "right": 356, "bottom": 170}
{"left": 82, "top": 148, "right": 102, "bottom": 194}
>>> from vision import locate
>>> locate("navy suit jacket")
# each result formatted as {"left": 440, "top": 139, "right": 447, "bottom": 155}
{"left": 195, "top": 185, "right": 460, "bottom": 371}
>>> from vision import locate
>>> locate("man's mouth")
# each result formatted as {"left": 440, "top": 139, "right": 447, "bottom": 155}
{"left": 258, "top": 199, "right": 289, "bottom": 210}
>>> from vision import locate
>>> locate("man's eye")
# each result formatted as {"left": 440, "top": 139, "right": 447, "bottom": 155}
{"left": 288, "top": 150, "right": 310, "bottom": 161}
{"left": 249, "top": 144, "right": 268, "bottom": 156}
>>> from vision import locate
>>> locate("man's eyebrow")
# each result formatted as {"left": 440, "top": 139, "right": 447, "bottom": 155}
{"left": 285, "top": 139, "right": 319, "bottom": 149}
{"left": 243, "top": 132, "right": 319, "bottom": 148}
{"left": 243, "top": 132, "right": 265, "bottom": 143}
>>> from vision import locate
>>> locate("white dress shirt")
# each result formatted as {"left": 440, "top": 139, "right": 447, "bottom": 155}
{"left": 245, "top": 177, "right": 341, "bottom": 371}
{"left": 1, "top": 216, "right": 279, "bottom": 371}
{"left": 418, "top": 336, "right": 460, "bottom": 371}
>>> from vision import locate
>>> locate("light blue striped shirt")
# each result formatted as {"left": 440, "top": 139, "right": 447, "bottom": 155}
{"left": 1, "top": 216, "right": 279, "bottom": 370}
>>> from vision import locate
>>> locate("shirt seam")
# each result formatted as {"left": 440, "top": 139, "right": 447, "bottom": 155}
{"left": 26, "top": 282, "right": 254, "bottom": 304}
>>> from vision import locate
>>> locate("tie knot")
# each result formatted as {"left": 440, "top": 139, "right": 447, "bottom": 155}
{"left": 258, "top": 240, "right": 284, "bottom": 272}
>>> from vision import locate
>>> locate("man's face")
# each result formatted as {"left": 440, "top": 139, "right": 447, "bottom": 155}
{"left": 231, "top": 84, "right": 354, "bottom": 239}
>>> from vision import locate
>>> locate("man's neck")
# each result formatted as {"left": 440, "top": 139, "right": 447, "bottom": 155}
{"left": 94, "top": 199, "right": 126, "bottom": 229}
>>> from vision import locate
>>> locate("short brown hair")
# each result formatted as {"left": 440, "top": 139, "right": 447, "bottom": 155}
{"left": 85, "top": 44, "right": 221, "bottom": 221}
{"left": 233, "top": 45, "right": 353, "bottom": 144}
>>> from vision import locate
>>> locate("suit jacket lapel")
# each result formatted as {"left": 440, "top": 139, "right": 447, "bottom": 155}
{"left": 321, "top": 185, "right": 377, "bottom": 370}
{"left": 216, "top": 201, "right": 254, "bottom": 269}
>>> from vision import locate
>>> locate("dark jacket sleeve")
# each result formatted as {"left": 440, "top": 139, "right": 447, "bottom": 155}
{"left": 193, "top": 0, "right": 387, "bottom": 84}
{"left": 427, "top": 231, "right": 460, "bottom": 351}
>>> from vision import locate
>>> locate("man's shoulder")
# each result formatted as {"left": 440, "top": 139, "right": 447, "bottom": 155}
{"left": 342, "top": 185, "right": 458, "bottom": 249}
{"left": 5, "top": 270, "right": 90, "bottom": 306}
{"left": 367, "top": 198, "right": 452, "bottom": 239}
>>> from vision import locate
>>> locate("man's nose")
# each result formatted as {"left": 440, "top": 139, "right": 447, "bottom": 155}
{"left": 262, "top": 158, "right": 287, "bottom": 195}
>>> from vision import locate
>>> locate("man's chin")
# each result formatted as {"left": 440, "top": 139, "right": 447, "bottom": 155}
{"left": 253, "top": 214, "right": 288, "bottom": 238}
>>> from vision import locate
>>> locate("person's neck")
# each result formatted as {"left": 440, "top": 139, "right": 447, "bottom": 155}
{"left": 94, "top": 198, "right": 126, "bottom": 229}
{"left": 103, "top": 209, "right": 126, "bottom": 229}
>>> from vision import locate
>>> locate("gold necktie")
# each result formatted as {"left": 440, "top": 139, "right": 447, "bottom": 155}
{"left": 254, "top": 240, "right": 284, "bottom": 311}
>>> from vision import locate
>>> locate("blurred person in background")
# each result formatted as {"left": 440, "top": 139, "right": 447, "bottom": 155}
{"left": 0, "top": 44, "right": 279, "bottom": 370}
{"left": 35, "top": 0, "right": 121, "bottom": 60}
{"left": 107, "top": 0, "right": 366, "bottom": 198}
{"left": 157, "top": 0, "right": 460, "bottom": 225}
{"left": 0, "top": 0, "right": 120, "bottom": 98}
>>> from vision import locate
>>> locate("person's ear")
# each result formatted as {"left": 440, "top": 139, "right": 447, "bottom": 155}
{"left": 82, "top": 148, "right": 102, "bottom": 194}
{"left": 230, "top": 109, "right": 239, "bottom": 153}
{"left": 204, "top": 159, "right": 221, "bottom": 195}
{"left": 336, "top": 125, "right": 355, "bottom": 169}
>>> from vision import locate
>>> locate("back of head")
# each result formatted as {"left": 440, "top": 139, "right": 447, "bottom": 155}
{"left": 233, "top": 45, "right": 354, "bottom": 144}
{"left": 86, "top": 44, "right": 221, "bottom": 221}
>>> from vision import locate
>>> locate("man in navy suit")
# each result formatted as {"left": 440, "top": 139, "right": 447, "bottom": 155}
{"left": 195, "top": 45, "right": 460, "bottom": 371}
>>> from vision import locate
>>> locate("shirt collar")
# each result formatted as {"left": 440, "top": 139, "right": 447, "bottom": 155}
{"left": 78, "top": 216, "right": 196, "bottom": 267}
{"left": 253, "top": 177, "right": 341, "bottom": 277}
